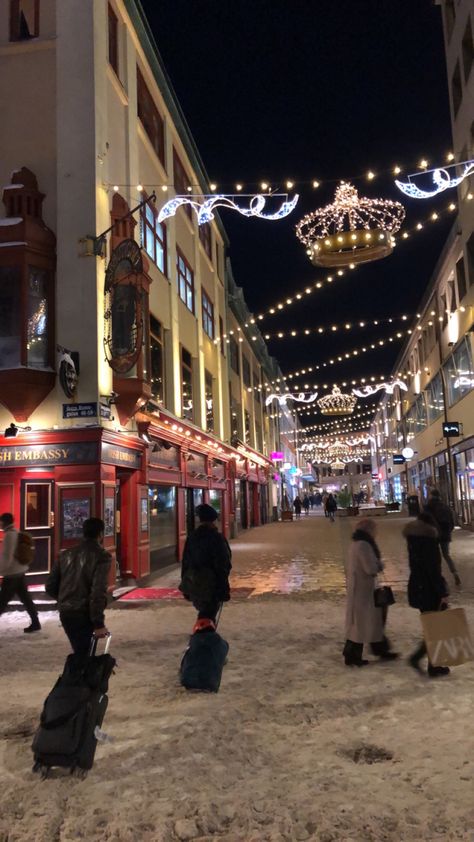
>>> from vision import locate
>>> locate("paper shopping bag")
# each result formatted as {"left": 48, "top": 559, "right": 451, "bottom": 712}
{"left": 420, "top": 608, "right": 474, "bottom": 667}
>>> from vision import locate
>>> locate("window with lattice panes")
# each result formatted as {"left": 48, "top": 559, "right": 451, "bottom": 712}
{"left": 181, "top": 347, "right": 193, "bottom": 421}
{"left": 205, "top": 369, "right": 214, "bottom": 432}
{"left": 141, "top": 196, "right": 167, "bottom": 275}
{"left": 150, "top": 315, "right": 164, "bottom": 403}
{"left": 137, "top": 68, "right": 165, "bottom": 166}
{"left": 229, "top": 337, "right": 239, "bottom": 375}
{"left": 10, "top": 0, "right": 39, "bottom": 40}
{"left": 242, "top": 355, "right": 251, "bottom": 387}
{"left": 173, "top": 150, "right": 192, "bottom": 219}
{"left": 176, "top": 250, "right": 194, "bottom": 314}
{"left": 202, "top": 289, "right": 214, "bottom": 339}
{"left": 199, "top": 222, "right": 212, "bottom": 259}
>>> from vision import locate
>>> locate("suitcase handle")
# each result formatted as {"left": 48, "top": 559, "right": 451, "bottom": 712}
{"left": 89, "top": 633, "right": 112, "bottom": 658}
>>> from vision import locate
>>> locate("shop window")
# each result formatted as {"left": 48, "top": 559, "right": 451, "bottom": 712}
{"left": 444, "top": 336, "right": 474, "bottom": 406}
{"left": 10, "top": 0, "right": 39, "bottom": 41}
{"left": 229, "top": 336, "right": 240, "bottom": 375}
{"left": 149, "top": 486, "right": 177, "bottom": 569}
{"left": 141, "top": 195, "right": 167, "bottom": 274}
{"left": 108, "top": 4, "right": 119, "bottom": 76}
{"left": 137, "top": 67, "right": 165, "bottom": 166}
{"left": 202, "top": 289, "right": 214, "bottom": 339}
{"left": 451, "top": 60, "right": 462, "bottom": 117}
{"left": 462, "top": 17, "right": 473, "bottom": 82}
{"left": 176, "top": 249, "right": 194, "bottom": 314}
{"left": 219, "top": 315, "right": 225, "bottom": 355}
{"left": 199, "top": 222, "right": 212, "bottom": 259}
{"left": 181, "top": 347, "right": 193, "bottom": 421}
{"left": 205, "top": 369, "right": 214, "bottom": 432}
{"left": 173, "top": 149, "right": 192, "bottom": 219}
{"left": 150, "top": 315, "right": 164, "bottom": 403}
{"left": 242, "top": 355, "right": 251, "bottom": 387}
{"left": 456, "top": 256, "right": 467, "bottom": 301}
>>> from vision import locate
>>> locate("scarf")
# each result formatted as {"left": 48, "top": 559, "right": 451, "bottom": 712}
{"left": 352, "top": 528, "right": 381, "bottom": 561}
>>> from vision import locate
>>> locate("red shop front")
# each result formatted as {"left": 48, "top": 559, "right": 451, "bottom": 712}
{"left": 0, "top": 427, "right": 149, "bottom": 587}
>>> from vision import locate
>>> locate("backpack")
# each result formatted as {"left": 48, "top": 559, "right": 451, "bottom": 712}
{"left": 14, "top": 531, "right": 35, "bottom": 567}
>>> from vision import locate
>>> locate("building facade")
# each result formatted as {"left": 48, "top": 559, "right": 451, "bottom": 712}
{"left": 372, "top": 0, "right": 474, "bottom": 523}
{"left": 0, "top": 0, "right": 285, "bottom": 585}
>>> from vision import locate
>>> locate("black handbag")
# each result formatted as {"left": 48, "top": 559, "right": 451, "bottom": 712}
{"left": 374, "top": 585, "right": 395, "bottom": 607}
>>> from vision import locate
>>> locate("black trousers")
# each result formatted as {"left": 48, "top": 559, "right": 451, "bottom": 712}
{"left": 439, "top": 541, "right": 457, "bottom": 576}
{"left": 0, "top": 574, "right": 39, "bottom": 623}
{"left": 60, "top": 614, "right": 95, "bottom": 657}
{"left": 193, "top": 600, "right": 222, "bottom": 624}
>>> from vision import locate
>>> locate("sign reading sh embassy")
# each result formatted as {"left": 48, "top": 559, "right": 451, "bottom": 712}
{"left": 0, "top": 442, "right": 99, "bottom": 467}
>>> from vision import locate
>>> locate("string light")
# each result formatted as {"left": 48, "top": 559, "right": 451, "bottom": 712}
{"left": 296, "top": 182, "right": 405, "bottom": 268}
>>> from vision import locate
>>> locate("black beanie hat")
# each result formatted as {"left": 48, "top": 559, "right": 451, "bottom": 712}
{"left": 196, "top": 503, "right": 219, "bottom": 522}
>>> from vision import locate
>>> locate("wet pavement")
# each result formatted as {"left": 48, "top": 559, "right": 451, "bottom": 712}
{"left": 157, "top": 510, "right": 474, "bottom": 600}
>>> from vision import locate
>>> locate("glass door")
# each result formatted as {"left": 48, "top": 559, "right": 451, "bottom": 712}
{"left": 21, "top": 479, "right": 54, "bottom": 575}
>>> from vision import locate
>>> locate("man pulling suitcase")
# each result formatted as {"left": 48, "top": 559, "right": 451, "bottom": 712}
{"left": 179, "top": 504, "right": 232, "bottom": 623}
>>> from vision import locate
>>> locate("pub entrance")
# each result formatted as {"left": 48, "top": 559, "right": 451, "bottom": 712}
{"left": 20, "top": 478, "right": 55, "bottom": 584}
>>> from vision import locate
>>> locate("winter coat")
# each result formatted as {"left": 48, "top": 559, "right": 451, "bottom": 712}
{"left": 293, "top": 498, "right": 302, "bottom": 514}
{"left": 0, "top": 526, "right": 28, "bottom": 577}
{"left": 179, "top": 524, "right": 232, "bottom": 604}
{"left": 302, "top": 497, "right": 310, "bottom": 510}
{"left": 326, "top": 496, "right": 337, "bottom": 512}
{"left": 46, "top": 539, "right": 112, "bottom": 628}
{"left": 403, "top": 519, "right": 449, "bottom": 611}
{"left": 424, "top": 498, "right": 454, "bottom": 543}
{"left": 344, "top": 533, "right": 385, "bottom": 643}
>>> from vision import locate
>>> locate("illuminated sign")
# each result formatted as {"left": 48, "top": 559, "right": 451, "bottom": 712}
{"left": 402, "top": 447, "right": 415, "bottom": 460}
{"left": 443, "top": 422, "right": 462, "bottom": 437}
{"left": 271, "top": 451, "right": 284, "bottom": 461}
{"left": 393, "top": 454, "right": 405, "bottom": 464}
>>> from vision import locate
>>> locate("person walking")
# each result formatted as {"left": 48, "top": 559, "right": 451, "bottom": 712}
{"left": 179, "top": 504, "right": 232, "bottom": 623}
{"left": 0, "top": 513, "right": 41, "bottom": 633}
{"left": 403, "top": 512, "right": 450, "bottom": 677}
{"left": 293, "top": 496, "right": 302, "bottom": 519}
{"left": 343, "top": 518, "right": 398, "bottom": 666}
{"left": 45, "top": 518, "right": 111, "bottom": 656}
{"left": 424, "top": 489, "right": 461, "bottom": 586}
{"left": 302, "top": 495, "right": 310, "bottom": 516}
{"left": 325, "top": 493, "right": 337, "bottom": 522}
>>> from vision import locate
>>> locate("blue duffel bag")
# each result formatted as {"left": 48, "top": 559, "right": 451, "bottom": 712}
{"left": 180, "top": 630, "right": 229, "bottom": 693}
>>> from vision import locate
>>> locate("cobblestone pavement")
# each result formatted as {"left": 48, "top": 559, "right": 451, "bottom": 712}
{"left": 159, "top": 510, "right": 474, "bottom": 601}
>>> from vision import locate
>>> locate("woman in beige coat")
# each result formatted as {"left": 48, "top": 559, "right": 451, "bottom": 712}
{"left": 343, "top": 518, "right": 398, "bottom": 666}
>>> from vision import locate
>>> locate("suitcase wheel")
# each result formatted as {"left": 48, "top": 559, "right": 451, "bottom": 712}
{"left": 32, "top": 762, "right": 50, "bottom": 780}
{"left": 73, "top": 767, "right": 88, "bottom": 780}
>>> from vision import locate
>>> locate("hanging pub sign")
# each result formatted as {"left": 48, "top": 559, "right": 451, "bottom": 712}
{"left": 443, "top": 421, "right": 462, "bottom": 438}
{"left": 103, "top": 238, "right": 144, "bottom": 374}
{"left": 392, "top": 454, "right": 406, "bottom": 465}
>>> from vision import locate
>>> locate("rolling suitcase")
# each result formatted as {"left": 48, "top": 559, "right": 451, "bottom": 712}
{"left": 32, "top": 635, "right": 115, "bottom": 778}
{"left": 180, "top": 629, "right": 229, "bottom": 692}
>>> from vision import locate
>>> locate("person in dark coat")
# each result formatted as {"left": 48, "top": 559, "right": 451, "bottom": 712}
{"left": 46, "top": 518, "right": 111, "bottom": 656}
{"left": 403, "top": 512, "right": 450, "bottom": 677}
{"left": 424, "top": 489, "right": 460, "bottom": 586}
{"left": 179, "top": 504, "right": 232, "bottom": 623}
{"left": 325, "top": 493, "right": 337, "bottom": 522}
{"left": 302, "top": 495, "right": 310, "bottom": 516}
{"left": 293, "top": 496, "right": 302, "bottom": 519}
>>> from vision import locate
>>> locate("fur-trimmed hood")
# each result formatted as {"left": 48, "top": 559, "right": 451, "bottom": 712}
{"left": 403, "top": 520, "right": 438, "bottom": 539}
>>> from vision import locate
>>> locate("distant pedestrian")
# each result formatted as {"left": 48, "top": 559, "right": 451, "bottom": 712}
{"left": 46, "top": 518, "right": 111, "bottom": 656}
{"left": 403, "top": 512, "right": 450, "bottom": 677}
{"left": 343, "top": 518, "right": 398, "bottom": 666}
{"left": 179, "top": 504, "right": 232, "bottom": 623}
{"left": 0, "top": 513, "right": 41, "bottom": 633}
{"left": 315, "top": 492, "right": 322, "bottom": 508}
{"left": 309, "top": 494, "right": 315, "bottom": 510}
{"left": 302, "top": 495, "right": 310, "bottom": 516}
{"left": 325, "top": 493, "right": 337, "bottom": 522}
{"left": 424, "top": 489, "right": 460, "bottom": 586}
{"left": 407, "top": 489, "right": 420, "bottom": 517}
{"left": 293, "top": 496, "right": 302, "bottom": 519}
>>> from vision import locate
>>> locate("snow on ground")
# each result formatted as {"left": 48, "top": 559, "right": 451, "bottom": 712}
{"left": 1, "top": 515, "right": 474, "bottom": 842}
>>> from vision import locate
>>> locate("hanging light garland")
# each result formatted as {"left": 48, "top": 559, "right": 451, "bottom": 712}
{"left": 250, "top": 313, "right": 413, "bottom": 344}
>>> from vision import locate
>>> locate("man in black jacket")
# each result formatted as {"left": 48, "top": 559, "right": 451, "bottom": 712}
{"left": 179, "top": 504, "right": 232, "bottom": 623}
{"left": 424, "top": 489, "right": 461, "bottom": 586}
{"left": 46, "top": 518, "right": 111, "bottom": 656}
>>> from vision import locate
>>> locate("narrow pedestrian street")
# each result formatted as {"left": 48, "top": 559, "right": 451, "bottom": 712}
{"left": 1, "top": 516, "right": 473, "bottom": 842}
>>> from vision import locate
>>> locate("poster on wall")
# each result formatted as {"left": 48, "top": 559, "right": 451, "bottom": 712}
{"left": 62, "top": 498, "right": 90, "bottom": 540}
{"left": 141, "top": 497, "right": 148, "bottom": 532}
{"left": 104, "top": 497, "right": 115, "bottom": 538}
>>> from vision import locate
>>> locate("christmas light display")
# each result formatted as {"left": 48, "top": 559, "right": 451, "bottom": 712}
{"left": 317, "top": 385, "right": 357, "bottom": 415}
{"left": 352, "top": 379, "right": 408, "bottom": 398}
{"left": 157, "top": 193, "right": 299, "bottom": 225}
{"left": 296, "top": 182, "right": 405, "bottom": 268}
{"left": 395, "top": 160, "right": 474, "bottom": 199}
{"left": 265, "top": 391, "right": 318, "bottom": 408}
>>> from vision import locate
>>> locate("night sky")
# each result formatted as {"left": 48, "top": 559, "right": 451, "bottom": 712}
{"left": 141, "top": 0, "right": 453, "bottom": 431}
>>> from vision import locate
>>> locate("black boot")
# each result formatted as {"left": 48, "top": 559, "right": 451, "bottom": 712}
{"left": 24, "top": 621, "right": 41, "bottom": 633}
{"left": 428, "top": 664, "right": 450, "bottom": 678}
{"left": 343, "top": 640, "right": 369, "bottom": 667}
{"left": 371, "top": 637, "right": 399, "bottom": 660}
{"left": 408, "top": 641, "right": 426, "bottom": 674}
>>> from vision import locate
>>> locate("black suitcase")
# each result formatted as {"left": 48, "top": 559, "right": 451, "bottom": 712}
{"left": 180, "top": 630, "right": 229, "bottom": 692}
{"left": 32, "top": 636, "right": 115, "bottom": 778}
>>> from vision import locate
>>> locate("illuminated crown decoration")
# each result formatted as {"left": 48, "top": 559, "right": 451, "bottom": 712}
{"left": 317, "top": 385, "right": 357, "bottom": 416}
{"left": 295, "top": 182, "right": 405, "bottom": 267}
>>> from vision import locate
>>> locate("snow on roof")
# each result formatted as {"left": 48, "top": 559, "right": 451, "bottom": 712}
{"left": 0, "top": 218, "right": 22, "bottom": 226}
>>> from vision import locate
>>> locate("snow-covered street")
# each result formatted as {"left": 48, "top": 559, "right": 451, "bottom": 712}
{"left": 1, "top": 515, "right": 474, "bottom": 842}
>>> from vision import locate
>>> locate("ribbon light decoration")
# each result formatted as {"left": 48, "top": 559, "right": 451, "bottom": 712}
{"left": 395, "top": 160, "right": 474, "bottom": 199}
{"left": 157, "top": 193, "right": 299, "bottom": 225}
